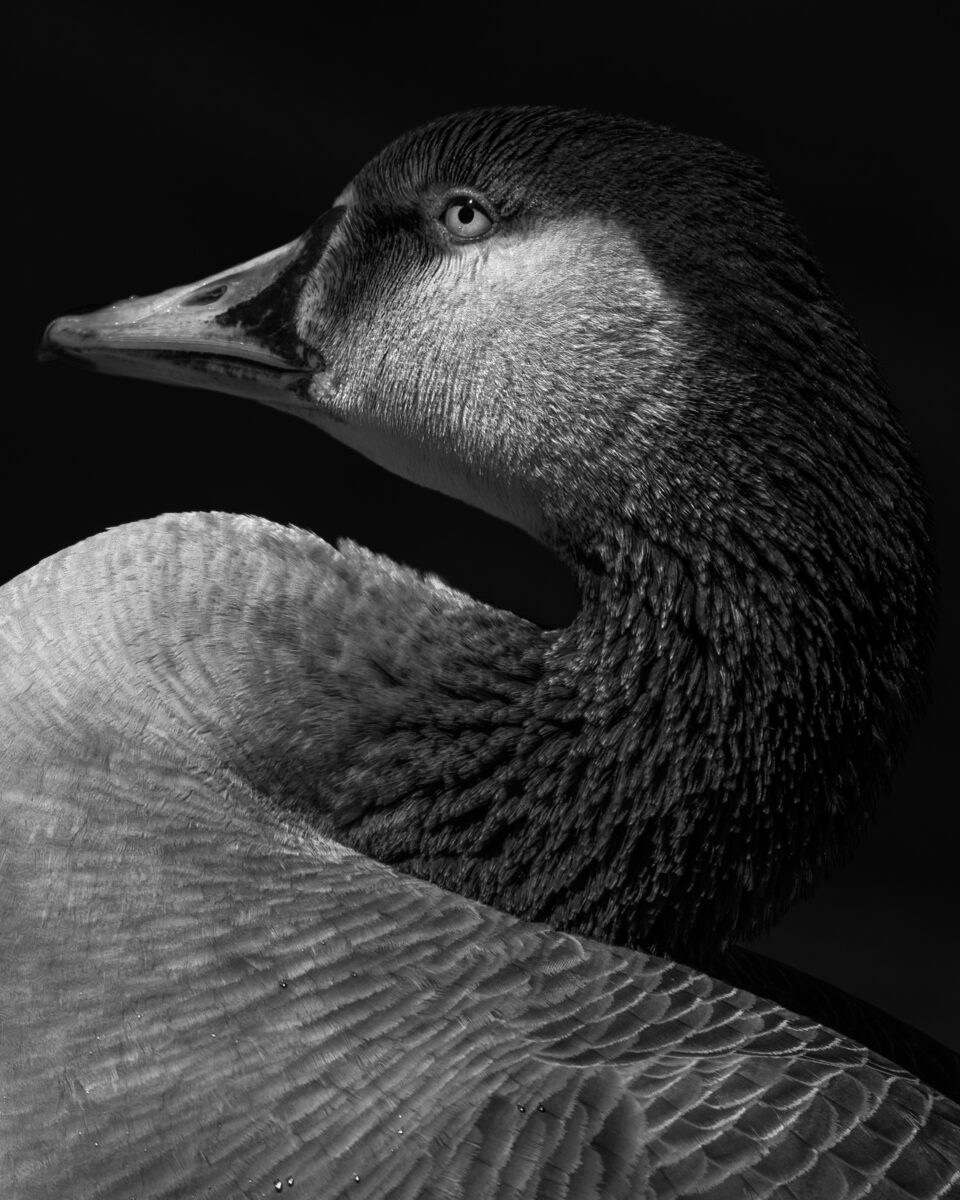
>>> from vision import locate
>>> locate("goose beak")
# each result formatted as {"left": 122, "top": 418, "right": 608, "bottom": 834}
{"left": 39, "top": 209, "right": 344, "bottom": 412}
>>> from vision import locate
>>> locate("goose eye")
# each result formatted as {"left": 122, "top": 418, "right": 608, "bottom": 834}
{"left": 442, "top": 197, "right": 493, "bottom": 239}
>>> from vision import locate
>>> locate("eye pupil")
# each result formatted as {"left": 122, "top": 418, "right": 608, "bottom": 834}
{"left": 442, "top": 196, "right": 493, "bottom": 239}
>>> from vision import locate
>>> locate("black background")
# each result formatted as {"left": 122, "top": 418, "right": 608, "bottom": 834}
{"left": 14, "top": 5, "right": 957, "bottom": 1048}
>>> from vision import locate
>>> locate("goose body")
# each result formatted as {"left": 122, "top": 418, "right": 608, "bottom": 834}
{"left": 3, "top": 106, "right": 958, "bottom": 1196}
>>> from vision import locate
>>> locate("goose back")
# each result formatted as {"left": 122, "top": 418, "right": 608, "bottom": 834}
{"left": 3, "top": 513, "right": 958, "bottom": 1198}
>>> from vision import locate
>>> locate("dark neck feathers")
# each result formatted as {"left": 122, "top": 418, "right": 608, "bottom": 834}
{"left": 6, "top": 452, "right": 931, "bottom": 964}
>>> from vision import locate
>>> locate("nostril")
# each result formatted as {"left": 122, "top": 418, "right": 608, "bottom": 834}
{"left": 183, "top": 283, "right": 228, "bottom": 307}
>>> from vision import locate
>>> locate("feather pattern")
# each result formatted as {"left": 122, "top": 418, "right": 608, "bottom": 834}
{"left": 3, "top": 515, "right": 958, "bottom": 1198}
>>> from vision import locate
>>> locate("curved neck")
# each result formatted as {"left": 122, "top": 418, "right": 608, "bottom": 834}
{"left": 1, "top": 509, "right": 869, "bottom": 964}
{"left": 313, "top": 512, "right": 887, "bottom": 962}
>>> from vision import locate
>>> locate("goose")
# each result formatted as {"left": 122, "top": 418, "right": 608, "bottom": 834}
{"left": 3, "top": 105, "right": 958, "bottom": 1198}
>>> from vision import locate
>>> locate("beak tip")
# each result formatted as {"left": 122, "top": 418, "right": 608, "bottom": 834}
{"left": 37, "top": 320, "right": 64, "bottom": 365}
{"left": 37, "top": 317, "right": 94, "bottom": 367}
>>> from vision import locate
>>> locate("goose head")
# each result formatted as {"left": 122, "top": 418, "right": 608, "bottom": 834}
{"left": 42, "top": 106, "right": 936, "bottom": 962}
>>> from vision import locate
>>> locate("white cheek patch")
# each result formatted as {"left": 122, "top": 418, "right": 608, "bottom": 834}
{"left": 431, "top": 212, "right": 685, "bottom": 452}
{"left": 316, "top": 214, "right": 687, "bottom": 536}
{"left": 470, "top": 217, "right": 677, "bottom": 315}
{"left": 475, "top": 221, "right": 614, "bottom": 289}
